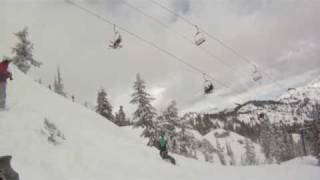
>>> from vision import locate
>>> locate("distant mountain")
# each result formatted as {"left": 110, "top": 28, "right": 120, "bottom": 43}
{"left": 182, "top": 78, "right": 320, "bottom": 139}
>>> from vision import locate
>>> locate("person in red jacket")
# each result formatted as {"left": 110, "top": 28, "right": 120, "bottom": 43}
{"left": 0, "top": 59, "right": 13, "bottom": 109}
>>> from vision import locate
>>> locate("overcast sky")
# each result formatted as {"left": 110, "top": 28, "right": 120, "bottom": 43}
{"left": 1, "top": 0, "right": 320, "bottom": 114}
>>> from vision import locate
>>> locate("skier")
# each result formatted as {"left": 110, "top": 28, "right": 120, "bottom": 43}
{"left": 109, "top": 34, "right": 122, "bottom": 49}
{"left": 0, "top": 59, "right": 13, "bottom": 109}
{"left": 159, "top": 134, "right": 176, "bottom": 165}
{"left": 159, "top": 134, "right": 167, "bottom": 158}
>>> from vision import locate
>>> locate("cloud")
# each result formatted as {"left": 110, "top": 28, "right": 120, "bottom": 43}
{"left": 172, "top": 0, "right": 191, "bottom": 15}
{"left": 227, "top": 0, "right": 267, "bottom": 15}
{"left": 277, "top": 40, "right": 318, "bottom": 63}
{"left": 83, "top": 0, "right": 123, "bottom": 12}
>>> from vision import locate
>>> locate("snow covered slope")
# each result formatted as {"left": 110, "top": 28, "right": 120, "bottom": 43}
{"left": 202, "top": 129, "right": 265, "bottom": 164}
{"left": 0, "top": 68, "right": 319, "bottom": 180}
{"left": 280, "top": 78, "right": 320, "bottom": 104}
{"left": 233, "top": 78, "right": 320, "bottom": 125}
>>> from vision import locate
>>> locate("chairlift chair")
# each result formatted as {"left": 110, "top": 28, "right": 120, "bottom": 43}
{"left": 109, "top": 25, "right": 123, "bottom": 49}
{"left": 194, "top": 25, "right": 206, "bottom": 46}
{"left": 203, "top": 74, "right": 214, "bottom": 94}
{"left": 252, "top": 65, "right": 262, "bottom": 82}
{"left": 204, "top": 81, "right": 214, "bottom": 94}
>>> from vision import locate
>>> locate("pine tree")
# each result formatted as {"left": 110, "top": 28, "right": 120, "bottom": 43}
{"left": 243, "top": 138, "right": 257, "bottom": 165}
{"left": 173, "top": 127, "right": 197, "bottom": 158}
{"left": 268, "top": 123, "right": 296, "bottom": 164}
{"left": 277, "top": 124, "right": 295, "bottom": 162}
{"left": 157, "top": 100, "right": 179, "bottom": 138}
{"left": 259, "top": 115, "right": 275, "bottom": 163}
{"left": 163, "top": 101, "right": 179, "bottom": 127}
{"left": 11, "top": 27, "right": 41, "bottom": 73}
{"left": 96, "top": 88, "right": 113, "bottom": 121}
{"left": 271, "top": 125, "right": 284, "bottom": 163}
{"left": 216, "top": 139, "right": 226, "bottom": 165}
{"left": 130, "top": 74, "right": 157, "bottom": 138}
{"left": 292, "top": 138, "right": 304, "bottom": 158}
{"left": 199, "top": 139, "right": 215, "bottom": 163}
{"left": 53, "top": 67, "right": 67, "bottom": 97}
{"left": 284, "top": 132, "right": 296, "bottom": 160}
{"left": 114, "top": 106, "right": 130, "bottom": 126}
{"left": 317, "top": 120, "right": 320, "bottom": 165}
{"left": 226, "top": 142, "right": 236, "bottom": 165}
{"left": 304, "top": 119, "right": 320, "bottom": 165}
{"left": 311, "top": 104, "right": 320, "bottom": 165}
{"left": 191, "top": 114, "right": 213, "bottom": 135}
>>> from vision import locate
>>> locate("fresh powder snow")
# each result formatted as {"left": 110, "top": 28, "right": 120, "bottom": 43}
{"left": 0, "top": 66, "right": 319, "bottom": 180}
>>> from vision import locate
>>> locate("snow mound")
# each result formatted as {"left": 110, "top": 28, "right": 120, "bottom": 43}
{"left": 283, "top": 156, "right": 319, "bottom": 167}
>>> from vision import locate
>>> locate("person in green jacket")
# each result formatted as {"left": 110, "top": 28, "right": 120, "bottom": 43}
{"left": 159, "top": 134, "right": 167, "bottom": 158}
{"left": 158, "top": 134, "right": 176, "bottom": 165}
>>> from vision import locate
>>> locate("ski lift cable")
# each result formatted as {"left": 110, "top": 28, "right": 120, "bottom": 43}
{"left": 148, "top": 0, "right": 195, "bottom": 28}
{"left": 117, "top": 0, "right": 250, "bottom": 92}
{"left": 64, "top": 0, "right": 237, "bottom": 92}
{"left": 200, "top": 28, "right": 284, "bottom": 89}
{"left": 146, "top": 0, "right": 263, "bottom": 67}
{"left": 147, "top": 0, "right": 284, "bottom": 90}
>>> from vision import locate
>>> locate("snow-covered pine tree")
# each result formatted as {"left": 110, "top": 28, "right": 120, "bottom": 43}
{"left": 304, "top": 118, "right": 320, "bottom": 165}
{"left": 292, "top": 137, "right": 304, "bottom": 158}
{"left": 226, "top": 142, "right": 236, "bottom": 165}
{"left": 311, "top": 103, "right": 320, "bottom": 165}
{"left": 191, "top": 114, "right": 213, "bottom": 135}
{"left": 198, "top": 139, "right": 214, "bottom": 163}
{"left": 53, "top": 67, "right": 67, "bottom": 97}
{"left": 156, "top": 101, "right": 181, "bottom": 153}
{"left": 272, "top": 124, "right": 285, "bottom": 164}
{"left": 277, "top": 123, "right": 295, "bottom": 162}
{"left": 114, "top": 106, "right": 130, "bottom": 126}
{"left": 156, "top": 100, "right": 180, "bottom": 145}
{"left": 11, "top": 27, "right": 41, "bottom": 73}
{"left": 284, "top": 132, "right": 296, "bottom": 160}
{"left": 162, "top": 100, "right": 179, "bottom": 127}
{"left": 216, "top": 139, "right": 226, "bottom": 165}
{"left": 259, "top": 114, "right": 275, "bottom": 163}
{"left": 173, "top": 127, "right": 197, "bottom": 158}
{"left": 270, "top": 123, "right": 296, "bottom": 164}
{"left": 243, "top": 138, "right": 257, "bottom": 166}
{"left": 96, "top": 88, "right": 114, "bottom": 121}
{"left": 317, "top": 122, "right": 320, "bottom": 165}
{"left": 317, "top": 119, "right": 320, "bottom": 165}
{"left": 130, "top": 74, "right": 157, "bottom": 139}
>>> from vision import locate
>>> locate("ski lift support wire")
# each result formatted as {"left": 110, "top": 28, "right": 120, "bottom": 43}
{"left": 147, "top": 0, "right": 284, "bottom": 90}
{"left": 117, "top": 0, "right": 249, "bottom": 92}
{"left": 65, "top": 0, "right": 237, "bottom": 93}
